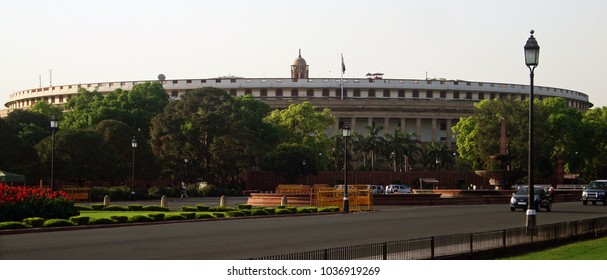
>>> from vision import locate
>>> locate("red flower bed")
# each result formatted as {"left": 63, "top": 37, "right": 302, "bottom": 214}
{"left": 0, "top": 183, "right": 79, "bottom": 222}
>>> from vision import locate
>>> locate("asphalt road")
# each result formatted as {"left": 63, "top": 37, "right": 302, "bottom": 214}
{"left": 2, "top": 201, "right": 607, "bottom": 260}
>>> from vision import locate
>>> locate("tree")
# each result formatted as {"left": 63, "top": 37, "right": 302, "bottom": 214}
{"left": 35, "top": 129, "right": 120, "bottom": 186}
{"left": 453, "top": 98, "right": 529, "bottom": 172}
{"left": 383, "top": 127, "right": 420, "bottom": 172}
{"left": 264, "top": 143, "right": 318, "bottom": 183}
{"left": 353, "top": 125, "right": 385, "bottom": 171}
{"left": 582, "top": 107, "right": 607, "bottom": 179}
{"left": 62, "top": 82, "right": 169, "bottom": 136}
{"left": 424, "top": 142, "right": 455, "bottom": 171}
{"left": 453, "top": 97, "right": 587, "bottom": 182}
{"left": 265, "top": 101, "right": 335, "bottom": 157}
{"left": 150, "top": 87, "right": 277, "bottom": 185}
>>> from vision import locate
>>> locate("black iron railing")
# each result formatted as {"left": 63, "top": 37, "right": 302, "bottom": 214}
{"left": 250, "top": 216, "right": 607, "bottom": 260}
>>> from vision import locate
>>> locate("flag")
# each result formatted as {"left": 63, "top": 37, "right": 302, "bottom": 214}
{"left": 341, "top": 53, "right": 346, "bottom": 74}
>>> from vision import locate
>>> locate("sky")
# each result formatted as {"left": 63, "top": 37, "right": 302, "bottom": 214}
{"left": 1, "top": 0, "right": 606, "bottom": 108}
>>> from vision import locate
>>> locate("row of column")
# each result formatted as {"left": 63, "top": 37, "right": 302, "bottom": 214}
{"left": 335, "top": 117, "right": 456, "bottom": 144}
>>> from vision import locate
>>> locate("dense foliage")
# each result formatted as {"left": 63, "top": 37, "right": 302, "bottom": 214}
{"left": 0, "top": 183, "right": 78, "bottom": 222}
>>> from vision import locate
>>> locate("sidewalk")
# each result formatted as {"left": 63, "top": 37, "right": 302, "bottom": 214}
{"left": 79, "top": 196, "right": 249, "bottom": 211}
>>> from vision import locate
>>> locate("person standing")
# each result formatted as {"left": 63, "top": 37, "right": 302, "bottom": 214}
{"left": 180, "top": 182, "right": 188, "bottom": 199}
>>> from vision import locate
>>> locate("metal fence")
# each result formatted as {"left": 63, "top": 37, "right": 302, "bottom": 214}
{"left": 250, "top": 216, "right": 607, "bottom": 260}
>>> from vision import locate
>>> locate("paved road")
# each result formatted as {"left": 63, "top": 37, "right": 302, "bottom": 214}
{"left": 2, "top": 201, "right": 607, "bottom": 260}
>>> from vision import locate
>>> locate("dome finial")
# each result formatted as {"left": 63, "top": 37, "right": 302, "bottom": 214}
{"left": 299, "top": 49, "right": 301, "bottom": 57}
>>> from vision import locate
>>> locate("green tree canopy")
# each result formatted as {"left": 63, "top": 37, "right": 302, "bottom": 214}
{"left": 62, "top": 82, "right": 168, "bottom": 136}
{"left": 150, "top": 87, "right": 278, "bottom": 185}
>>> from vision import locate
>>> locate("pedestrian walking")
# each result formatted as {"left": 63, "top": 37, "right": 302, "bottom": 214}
{"left": 180, "top": 182, "right": 188, "bottom": 199}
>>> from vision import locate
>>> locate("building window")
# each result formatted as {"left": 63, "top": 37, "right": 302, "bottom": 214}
{"left": 229, "top": 89, "right": 237, "bottom": 96}
{"left": 440, "top": 91, "right": 446, "bottom": 98}
{"left": 466, "top": 92, "right": 472, "bottom": 99}
{"left": 201, "top": 80, "right": 206, "bottom": 83}
{"left": 260, "top": 89, "right": 267, "bottom": 97}
{"left": 413, "top": 90, "right": 419, "bottom": 98}
{"left": 291, "top": 89, "right": 298, "bottom": 97}
{"left": 368, "top": 89, "right": 376, "bottom": 97}
{"left": 354, "top": 89, "right": 361, "bottom": 97}
{"left": 322, "top": 88, "right": 330, "bottom": 97}
{"left": 440, "top": 123, "right": 447, "bottom": 131}
{"left": 398, "top": 90, "right": 405, "bottom": 98}
{"left": 307, "top": 89, "right": 314, "bottom": 97}
{"left": 383, "top": 89, "right": 390, "bottom": 97}
{"left": 186, "top": 80, "right": 192, "bottom": 84}
{"left": 276, "top": 89, "right": 283, "bottom": 97}
{"left": 426, "top": 90, "right": 433, "bottom": 98}
{"left": 171, "top": 90, "right": 178, "bottom": 98}
{"left": 490, "top": 93, "right": 495, "bottom": 99}
{"left": 453, "top": 91, "right": 460, "bottom": 99}
{"left": 478, "top": 92, "right": 484, "bottom": 99}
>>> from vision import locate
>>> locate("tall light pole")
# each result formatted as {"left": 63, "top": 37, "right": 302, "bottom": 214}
{"left": 342, "top": 121, "right": 351, "bottom": 213}
{"left": 184, "top": 158, "right": 189, "bottom": 184}
{"left": 131, "top": 136, "right": 137, "bottom": 194}
{"left": 524, "top": 30, "right": 540, "bottom": 229}
{"left": 50, "top": 115, "right": 59, "bottom": 192}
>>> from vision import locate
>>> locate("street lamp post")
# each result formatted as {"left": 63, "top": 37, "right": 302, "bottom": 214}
{"left": 131, "top": 136, "right": 137, "bottom": 195}
{"left": 184, "top": 158, "right": 189, "bottom": 185}
{"left": 50, "top": 116, "right": 59, "bottom": 192}
{"left": 524, "top": 30, "right": 540, "bottom": 229}
{"left": 342, "top": 121, "right": 351, "bottom": 213}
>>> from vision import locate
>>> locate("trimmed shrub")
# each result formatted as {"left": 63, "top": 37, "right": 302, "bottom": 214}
{"left": 196, "top": 205, "right": 210, "bottom": 211}
{"left": 0, "top": 221, "right": 29, "bottom": 229}
{"left": 195, "top": 213, "right": 215, "bottom": 219}
{"left": 318, "top": 206, "right": 340, "bottom": 212}
{"left": 91, "top": 204, "right": 105, "bottom": 210}
{"left": 251, "top": 209, "right": 270, "bottom": 216}
{"left": 148, "top": 213, "right": 165, "bottom": 221}
{"left": 212, "top": 212, "right": 226, "bottom": 218}
{"left": 70, "top": 216, "right": 90, "bottom": 225}
{"left": 227, "top": 211, "right": 246, "bottom": 217}
{"left": 128, "top": 204, "right": 144, "bottom": 211}
{"left": 180, "top": 212, "right": 196, "bottom": 219}
{"left": 181, "top": 206, "right": 198, "bottom": 212}
{"left": 103, "top": 205, "right": 129, "bottom": 211}
{"left": 264, "top": 208, "right": 276, "bottom": 215}
{"left": 237, "top": 204, "right": 252, "bottom": 210}
{"left": 88, "top": 218, "right": 116, "bottom": 225}
{"left": 142, "top": 205, "right": 169, "bottom": 212}
{"left": 209, "top": 206, "right": 238, "bottom": 212}
{"left": 296, "top": 207, "right": 318, "bottom": 214}
{"left": 240, "top": 210, "right": 253, "bottom": 216}
{"left": 276, "top": 208, "right": 292, "bottom": 215}
{"left": 129, "top": 215, "right": 154, "bottom": 223}
{"left": 43, "top": 219, "right": 76, "bottom": 227}
{"left": 110, "top": 216, "right": 129, "bottom": 223}
{"left": 75, "top": 205, "right": 93, "bottom": 211}
{"left": 165, "top": 214, "right": 185, "bottom": 221}
{"left": 23, "top": 217, "right": 45, "bottom": 228}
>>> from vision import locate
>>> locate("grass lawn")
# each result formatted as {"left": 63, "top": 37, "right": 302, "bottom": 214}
{"left": 501, "top": 237, "right": 607, "bottom": 260}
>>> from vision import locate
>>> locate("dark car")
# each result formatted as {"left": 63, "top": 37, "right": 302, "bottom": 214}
{"left": 510, "top": 186, "right": 552, "bottom": 212}
{"left": 581, "top": 180, "right": 607, "bottom": 205}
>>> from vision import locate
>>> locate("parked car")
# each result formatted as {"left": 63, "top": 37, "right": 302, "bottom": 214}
{"left": 385, "top": 184, "right": 412, "bottom": 194}
{"left": 581, "top": 180, "right": 607, "bottom": 205}
{"left": 370, "top": 185, "right": 385, "bottom": 194}
{"left": 510, "top": 185, "right": 552, "bottom": 212}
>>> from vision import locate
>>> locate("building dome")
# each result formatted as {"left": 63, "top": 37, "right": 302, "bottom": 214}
{"left": 292, "top": 49, "right": 307, "bottom": 66}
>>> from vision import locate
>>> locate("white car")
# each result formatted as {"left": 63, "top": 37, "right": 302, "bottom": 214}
{"left": 370, "top": 185, "right": 385, "bottom": 194}
{"left": 385, "top": 184, "right": 412, "bottom": 194}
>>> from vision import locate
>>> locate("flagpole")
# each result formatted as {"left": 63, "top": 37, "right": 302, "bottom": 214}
{"left": 341, "top": 53, "right": 344, "bottom": 100}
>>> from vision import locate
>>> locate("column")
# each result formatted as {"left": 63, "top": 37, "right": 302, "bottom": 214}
{"left": 432, "top": 118, "right": 437, "bottom": 142}
{"left": 416, "top": 118, "right": 421, "bottom": 141}
{"left": 446, "top": 119, "right": 453, "bottom": 144}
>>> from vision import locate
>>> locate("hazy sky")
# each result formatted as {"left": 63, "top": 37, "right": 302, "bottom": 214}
{"left": 1, "top": 0, "right": 606, "bottom": 107}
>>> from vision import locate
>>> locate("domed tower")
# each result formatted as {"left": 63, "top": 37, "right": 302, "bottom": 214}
{"left": 291, "top": 49, "right": 309, "bottom": 81}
